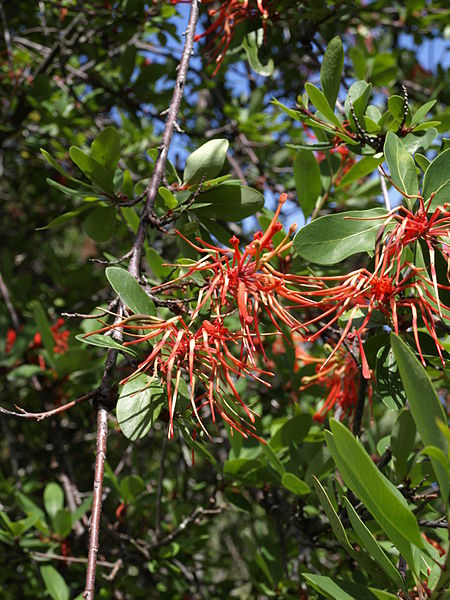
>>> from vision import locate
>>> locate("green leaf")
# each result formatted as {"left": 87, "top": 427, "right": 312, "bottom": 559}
{"left": 391, "top": 409, "right": 416, "bottom": 479}
{"left": 422, "top": 148, "right": 450, "bottom": 210}
{"left": 75, "top": 333, "right": 138, "bottom": 356}
{"left": 312, "top": 477, "right": 354, "bottom": 554}
{"left": 158, "top": 187, "right": 178, "bottom": 209}
{"left": 303, "top": 573, "right": 398, "bottom": 600}
{"left": 32, "top": 301, "right": 55, "bottom": 366}
{"left": 390, "top": 334, "right": 449, "bottom": 502}
{"left": 325, "top": 419, "right": 425, "bottom": 568}
{"left": 91, "top": 127, "right": 121, "bottom": 173}
{"left": 84, "top": 206, "right": 116, "bottom": 243}
{"left": 343, "top": 497, "right": 406, "bottom": 590}
{"left": 46, "top": 177, "right": 95, "bottom": 197}
{"left": 293, "top": 208, "right": 386, "bottom": 264}
{"left": 183, "top": 139, "right": 229, "bottom": 185}
{"left": 305, "top": 83, "right": 342, "bottom": 128}
{"left": 320, "top": 36, "right": 344, "bottom": 108}
{"left": 336, "top": 155, "right": 383, "bottom": 189}
{"left": 281, "top": 473, "right": 310, "bottom": 496}
{"left": 120, "top": 45, "right": 137, "bottom": 85}
{"left": 52, "top": 509, "right": 72, "bottom": 538}
{"left": 415, "top": 153, "right": 430, "bottom": 172}
{"left": 69, "top": 146, "right": 114, "bottom": 193}
{"left": 384, "top": 131, "right": 418, "bottom": 199}
{"left": 375, "top": 344, "right": 407, "bottom": 410}
{"left": 116, "top": 375, "right": 164, "bottom": 441}
{"left": 294, "top": 150, "right": 321, "bottom": 218}
{"left": 411, "top": 100, "right": 437, "bottom": 127}
{"left": 242, "top": 30, "right": 274, "bottom": 76}
{"left": 345, "top": 80, "right": 372, "bottom": 123}
{"left": 420, "top": 446, "right": 449, "bottom": 473}
{"left": 119, "top": 475, "right": 145, "bottom": 502}
{"left": 192, "top": 184, "right": 264, "bottom": 221}
{"left": 40, "top": 565, "right": 69, "bottom": 600}
{"left": 106, "top": 267, "right": 155, "bottom": 315}
{"left": 43, "top": 483, "right": 64, "bottom": 519}
{"left": 37, "top": 203, "right": 98, "bottom": 230}
{"left": 270, "top": 413, "right": 312, "bottom": 450}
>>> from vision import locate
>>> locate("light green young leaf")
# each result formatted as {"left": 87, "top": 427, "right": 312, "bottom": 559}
{"left": 281, "top": 473, "right": 310, "bottom": 496}
{"left": 422, "top": 148, "right": 450, "bottom": 210}
{"left": 303, "top": 573, "right": 398, "bottom": 600}
{"left": 91, "top": 127, "right": 121, "bottom": 173}
{"left": 40, "top": 565, "right": 69, "bottom": 600}
{"left": 305, "top": 83, "right": 342, "bottom": 128}
{"left": 43, "top": 483, "right": 64, "bottom": 519}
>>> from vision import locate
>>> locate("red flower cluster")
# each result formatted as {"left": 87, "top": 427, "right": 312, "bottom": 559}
{"left": 31, "top": 318, "right": 70, "bottom": 355}
{"left": 172, "top": 0, "right": 271, "bottom": 75}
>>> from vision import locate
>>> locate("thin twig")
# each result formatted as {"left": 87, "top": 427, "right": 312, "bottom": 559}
{"left": 30, "top": 551, "right": 121, "bottom": 572}
{"left": 0, "top": 270, "right": 20, "bottom": 331}
{"left": 378, "top": 166, "right": 391, "bottom": 211}
{"left": 0, "top": 391, "right": 95, "bottom": 421}
{"left": 128, "top": 0, "right": 199, "bottom": 277}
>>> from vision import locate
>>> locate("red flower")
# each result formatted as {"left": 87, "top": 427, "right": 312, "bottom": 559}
{"left": 5, "top": 328, "right": 16, "bottom": 353}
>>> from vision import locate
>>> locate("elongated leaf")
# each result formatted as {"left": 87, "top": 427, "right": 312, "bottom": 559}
{"left": 320, "top": 36, "right": 344, "bottom": 108}
{"left": 411, "top": 100, "right": 437, "bottom": 127}
{"left": 242, "top": 30, "right": 274, "bottom": 76}
{"left": 312, "top": 476, "right": 354, "bottom": 553}
{"left": 384, "top": 132, "right": 418, "bottom": 199}
{"left": 390, "top": 334, "right": 448, "bottom": 501}
{"left": 336, "top": 155, "right": 383, "bottom": 189}
{"left": 345, "top": 80, "right": 372, "bottom": 122}
{"left": 52, "top": 508, "right": 72, "bottom": 538}
{"left": 343, "top": 497, "right": 406, "bottom": 590}
{"left": 192, "top": 184, "right": 264, "bottom": 221}
{"left": 69, "top": 146, "right": 114, "bottom": 193}
{"left": 37, "top": 203, "right": 98, "bottom": 230}
{"left": 281, "top": 473, "right": 310, "bottom": 496}
{"left": 305, "top": 83, "right": 342, "bottom": 128}
{"left": 106, "top": 267, "right": 155, "bottom": 315}
{"left": 40, "top": 565, "right": 69, "bottom": 600}
{"left": 32, "top": 301, "right": 55, "bottom": 366}
{"left": 158, "top": 186, "right": 178, "bottom": 209}
{"left": 303, "top": 574, "right": 398, "bottom": 600}
{"left": 326, "top": 419, "right": 425, "bottom": 569}
{"left": 423, "top": 148, "right": 450, "bottom": 210}
{"left": 183, "top": 139, "right": 229, "bottom": 184}
{"left": 43, "top": 483, "right": 64, "bottom": 519}
{"left": 75, "top": 333, "right": 138, "bottom": 356}
{"left": 91, "top": 127, "right": 121, "bottom": 173}
{"left": 294, "top": 150, "right": 321, "bottom": 217}
{"left": 293, "top": 208, "right": 387, "bottom": 264}
{"left": 116, "top": 375, "right": 164, "bottom": 441}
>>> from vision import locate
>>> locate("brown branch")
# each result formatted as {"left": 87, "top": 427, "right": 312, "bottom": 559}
{"left": 0, "top": 391, "right": 95, "bottom": 421}
{"left": 128, "top": 0, "right": 200, "bottom": 277}
{"left": 83, "top": 406, "right": 109, "bottom": 600}
{"left": 30, "top": 551, "right": 122, "bottom": 572}
{"left": 0, "top": 269, "right": 20, "bottom": 331}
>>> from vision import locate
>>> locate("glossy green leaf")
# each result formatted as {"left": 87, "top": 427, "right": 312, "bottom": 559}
{"left": 84, "top": 206, "right": 116, "bottom": 243}
{"left": 293, "top": 208, "right": 386, "bottom": 264}
{"left": 40, "top": 565, "right": 69, "bottom": 600}
{"left": 37, "top": 203, "right": 98, "bottom": 230}
{"left": 305, "top": 83, "right": 342, "bottom": 128}
{"left": 303, "top": 573, "right": 398, "bottom": 600}
{"left": 294, "top": 150, "right": 321, "bottom": 217}
{"left": 183, "top": 139, "right": 229, "bottom": 184}
{"left": 320, "top": 36, "right": 344, "bottom": 108}
{"left": 91, "top": 127, "right": 121, "bottom": 173}
{"left": 281, "top": 473, "right": 310, "bottom": 496}
{"left": 390, "top": 334, "right": 449, "bottom": 501}
{"left": 423, "top": 148, "right": 450, "bottom": 210}
{"left": 375, "top": 344, "right": 407, "bottom": 410}
{"left": 192, "top": 184, "right": 264, "bottom": 221}
{"left": 116, "top": 375, "right": 164, "bottom": 441}
{"left": 345, "top": 80, "right": 372, "bottom": 123}
{"left": 270, "top": 413, "right": 312, "bottom": 450}
{"left": 75, "top": 333, "right": 138, "bottom": 356}
{"left": 384, "top": 131, "right": 418, "bottom": 199}
{"left": 343, "top": 497, "right": 406, "bottom": 590}
{"left": 336, "top": 155, "right": 383, "bottom": 189}
{"left": 411, "top": 100, "right": 437, "bottom": 127}
{"left": 106, "top": 267, "right": 155, "bottom": 315}
{"left": 43, "top": 483, "right": 64, "bottom": 519}
{"left": 326, "top": 419, "right": 425, "bottom": 568}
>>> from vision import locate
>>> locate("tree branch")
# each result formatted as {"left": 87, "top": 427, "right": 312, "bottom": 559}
{"left": 0, "top": 391, "right": 95, "bottom": 421}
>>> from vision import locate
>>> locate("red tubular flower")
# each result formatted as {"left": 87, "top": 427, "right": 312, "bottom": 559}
{"left": 298, "top": 345, "right": 373, "bottom": 423}
{"left": 5, "top": 328, "right": 16, "bottom": 353}
{"left": 86, "top": 315, "right": 272, "bottom": 439}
